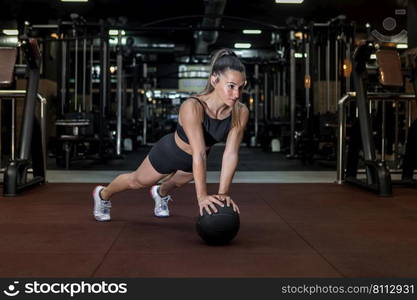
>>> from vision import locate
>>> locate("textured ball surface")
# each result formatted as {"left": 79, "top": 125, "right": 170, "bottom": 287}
{"left": 196, "top": 204, "right": 240, "bottom": 245}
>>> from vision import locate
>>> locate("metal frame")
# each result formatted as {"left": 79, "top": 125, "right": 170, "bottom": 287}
{"left": 337, "top": 92, "right": 416, "bottom": 194}
{"left": 0, "top": 90, "right": 47, "bottom": 174}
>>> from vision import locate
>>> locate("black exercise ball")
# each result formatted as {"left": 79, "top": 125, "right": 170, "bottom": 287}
{"left": 196, "top": 204, "right": 240, "bottom": 245}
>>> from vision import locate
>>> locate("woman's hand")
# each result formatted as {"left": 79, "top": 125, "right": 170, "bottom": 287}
{"left": 198, "top": 195, "right": 225, "bottom": 216}
{"left": 214, "top": 194, "right": 240, "bottom": 214}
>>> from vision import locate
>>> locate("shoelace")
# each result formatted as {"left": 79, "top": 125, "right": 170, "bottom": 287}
{"left": 101, "top": 200, "right": 112, "bottom": 213}
{"left": 159, "top": 196, "right": 171, "bottom": 210}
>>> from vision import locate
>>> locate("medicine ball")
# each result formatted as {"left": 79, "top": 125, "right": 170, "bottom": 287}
{"left": 196, "top": 204, "right": 240, "bottom": 245}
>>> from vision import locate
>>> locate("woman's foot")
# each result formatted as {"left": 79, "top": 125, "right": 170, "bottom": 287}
{"left": 150, "top": 185, "right": 172, "bottom": 217}
{"left": 93, "top": 186, "right": 112, "bottom": 221}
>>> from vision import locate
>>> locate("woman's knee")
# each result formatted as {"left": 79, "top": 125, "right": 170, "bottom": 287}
{"left": 173, "top": 174, "right": 193, "bottom": 188}
{"left": 173, "top": 180, "right": 186, "bottom": 188}
{"left": 127, "top": 173, "right": 149, "bottom": 189}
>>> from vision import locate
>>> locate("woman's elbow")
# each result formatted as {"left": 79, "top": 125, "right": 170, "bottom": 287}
{"left": 192, "top": 151, "right": 207, "bottom": 162}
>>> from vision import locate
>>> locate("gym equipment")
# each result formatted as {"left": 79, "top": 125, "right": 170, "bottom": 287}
{"left": 343, "top": 42, "right": 394, "bottom": 196}
{"left": 37, "top": 17, "right": 124, "bottom": 168}
{"left": 0, "top": 32, "right": 46, "bottom": 196}
{"left": 337, "top": 41, "right": 417, "bottom": 196}
{"left": 281, "top": 16, "right": 354, "bottom": 163}
{"left": 196, "top": 204, "right": 240, "bottom": 245}
{"left": 401, "top": 48, "right": 417, "bottom": 180}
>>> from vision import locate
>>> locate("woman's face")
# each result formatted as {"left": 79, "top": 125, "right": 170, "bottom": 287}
{"left": 212, "top": 70, "right": 246, "bottom": 107}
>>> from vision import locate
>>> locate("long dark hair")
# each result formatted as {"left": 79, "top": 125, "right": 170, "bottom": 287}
{"left": 197, "top": 48, "right": 246, "bottom": 128}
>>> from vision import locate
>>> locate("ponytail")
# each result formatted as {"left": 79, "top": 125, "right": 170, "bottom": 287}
{"left": 197, "top": 48, "right": 246, "bottom": 128}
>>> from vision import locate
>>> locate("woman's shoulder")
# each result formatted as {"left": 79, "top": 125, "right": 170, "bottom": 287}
{"left": 182, "top": 95, "right": 203, "bottom": 105}
{"left": 179, "top": 97, "right": 205, "bottom": 120}
{"left": 237, "top": 101, "right": 249, "bottom": 114}
{"left": 180, "top": 96, "right": 205, "bottom": 111}
{"left": 234, "top": 102, "right": 249, "bottom": 126}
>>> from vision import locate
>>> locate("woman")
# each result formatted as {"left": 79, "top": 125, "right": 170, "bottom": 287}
{"left": 93, "top": 48, "right": 249, "bottom": 221}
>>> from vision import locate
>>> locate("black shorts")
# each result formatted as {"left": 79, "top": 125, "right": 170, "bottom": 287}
{"left": 148, "top": 133, "right": 193, "bottom": 174}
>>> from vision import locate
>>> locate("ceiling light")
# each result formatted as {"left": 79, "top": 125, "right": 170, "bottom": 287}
{"left": 109, "top": 37, "right": 127, "bottom": 45}
{"left": 396, "top": 43, "right": 408, "bottom": 49}
{"left": 294, "top": 32, "right": 304, "bottom": 39}
{"left": 275, "top": 0, "right": 304, "bottom": 3}
{"left": 108, "top": 30, "right": 126, "bottom": 36}
{"left": 2, "top": 29, "right": 19, "bottom": 35}
{"left": 243, "top": 29, "right": 262, "bottom": 34}
{"left": 151, "top": 43, "right": 175, "bottom": 48}
{"left": 234, "top": 43, "right": 251, "bottom": 49}
{"left": 61, "top": 0, "right": 88, "bottom": 2}
{"left": 0, "top": 37, "right": 18, "bottom": 44}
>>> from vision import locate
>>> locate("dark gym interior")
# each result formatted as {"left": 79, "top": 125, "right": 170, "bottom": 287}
{"left": 1, "top": 0, "right": 417, "bottom": 280}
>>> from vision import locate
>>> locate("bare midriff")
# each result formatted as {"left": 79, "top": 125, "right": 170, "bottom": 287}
{"left": 174, "top": 131, "right": 210, "bottom": 156}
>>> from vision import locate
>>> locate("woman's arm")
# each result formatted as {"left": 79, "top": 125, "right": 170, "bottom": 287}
{"left": 218, "top": 104, "right": 249, "bottom": 195}
{"left": 179, "top": 99, "right": 207, "bottom": 199}
{"left": 179, "top": 99, "right": 223, "bottom": 215}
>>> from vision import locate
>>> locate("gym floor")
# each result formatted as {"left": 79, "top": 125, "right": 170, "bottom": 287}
{"left": 1, "top": 147, "right": 417, "bottom": 277}
{"left": 0, "top": 183, "right": 417, "bottom": 277}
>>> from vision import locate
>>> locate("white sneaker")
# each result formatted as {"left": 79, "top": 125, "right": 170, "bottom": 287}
{"left": 150, "top": 185, "right": 172, "bottom": 217}
{"left": 93, "top": 186, "right": 111, "bottom": 221}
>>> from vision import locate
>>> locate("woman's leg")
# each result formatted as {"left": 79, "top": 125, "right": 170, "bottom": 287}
{"left": 101, "top": 156, "right": 170, "bottom": 200}
{"left": 150, "top": 170, "right": 193, "bottom": 217}
{"left": 159, "top": 170, "right": 194, "bottom": 197}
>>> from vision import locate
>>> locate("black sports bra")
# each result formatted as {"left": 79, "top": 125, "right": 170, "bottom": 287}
{"left": 176, "top": 97, "right": 232, "bottom": 147}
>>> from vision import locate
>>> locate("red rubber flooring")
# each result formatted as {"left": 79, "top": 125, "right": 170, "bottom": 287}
{"left": 0, "top": 183, "right": 417, "bottom": 278}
